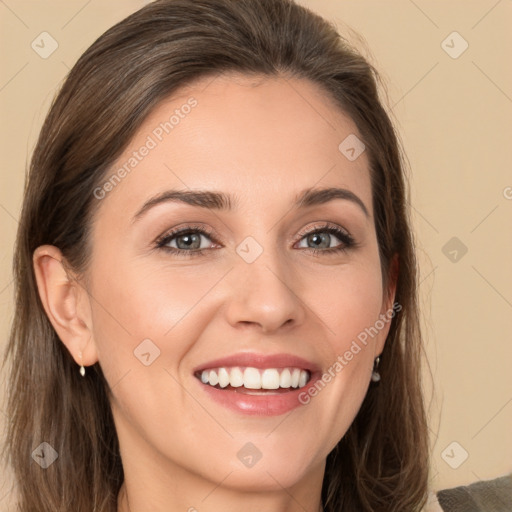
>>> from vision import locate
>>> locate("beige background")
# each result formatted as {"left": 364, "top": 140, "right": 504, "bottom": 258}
{"left": 1, "top": 0, "right": 511, "bottom": 508}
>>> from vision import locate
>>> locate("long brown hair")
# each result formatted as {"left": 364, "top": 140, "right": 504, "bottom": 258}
{"left": 1, "top": 0, "right": 430, "bottom": 510}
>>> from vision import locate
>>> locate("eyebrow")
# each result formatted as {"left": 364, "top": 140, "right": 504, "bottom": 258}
{"left": 131, "top": 186, "right": 369, "bottom": 223}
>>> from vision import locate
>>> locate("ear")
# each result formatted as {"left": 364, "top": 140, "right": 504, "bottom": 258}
{"left": 32, "top": 245, "right": 99, "bottom": 368}
{"left": 375, "top": 252, "right": 399, "bottom": 356}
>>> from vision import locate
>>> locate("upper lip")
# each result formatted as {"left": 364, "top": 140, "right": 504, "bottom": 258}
{"left": 193, "top": 352, "right": 321, "bottom": 374}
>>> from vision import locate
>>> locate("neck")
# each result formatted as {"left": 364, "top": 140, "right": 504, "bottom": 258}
{"left": 116, "top": 466, "right": 325, "bottom": 512}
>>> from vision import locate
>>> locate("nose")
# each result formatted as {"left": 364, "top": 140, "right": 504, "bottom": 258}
{"left": 223, "top": 246, "right": 306, "bottom": 334}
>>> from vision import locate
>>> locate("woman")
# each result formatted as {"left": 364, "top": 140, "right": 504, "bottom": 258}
{"left": 2, "top": 0, "right": 431, "bottom": 510}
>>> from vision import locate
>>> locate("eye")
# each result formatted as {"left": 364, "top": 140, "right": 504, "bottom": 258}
{"left": 295, "top": 224, "right": 356, "bottom": 256}
{"left": 155, "top": 224, "right": 218, "bottom": 258}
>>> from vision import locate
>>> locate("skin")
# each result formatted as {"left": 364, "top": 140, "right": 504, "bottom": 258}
{"left": 33, "top": 73, "right": 397, "bottom": 512}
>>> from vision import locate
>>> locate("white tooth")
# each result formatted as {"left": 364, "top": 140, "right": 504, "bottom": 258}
{"left": 243, "top": 367, "right": 261, "bottom": 389}
{"left": 279, "top": 368, "right": 291, "bottom": 388}
{"left": 208, "top": 369, "right": 219, "bottom": 386}
{"left": 261, "top": 369, "right": 280, "bottom": 389}
{"left": 299, "top": 370, "right": 308, "bottom": 388}
{"left": 290, "top": 368, "right": 300, "bottom": 388}
{"left": 230, "top": 367, "right": 244, "bottom": 387}
{"left": 202, "top": 366, "right": 308, "bottom": 389}
{"left": 218, "top": 367, "right": 230, "bottom": 388}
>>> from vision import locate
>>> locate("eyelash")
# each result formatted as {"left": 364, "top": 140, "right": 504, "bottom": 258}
{"left": 154, "top": 222, "right": 358, "bottom": 259}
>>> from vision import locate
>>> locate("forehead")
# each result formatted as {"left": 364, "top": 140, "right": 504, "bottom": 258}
{"left": 95, "top": 73, "right": 372, "bottom": 219}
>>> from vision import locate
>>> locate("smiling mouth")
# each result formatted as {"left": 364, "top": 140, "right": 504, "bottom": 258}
{"left": 194, "top": 366, "right": 311, "bottom": 394}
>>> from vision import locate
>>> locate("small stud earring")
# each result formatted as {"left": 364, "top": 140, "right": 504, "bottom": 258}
{"left": 371, "top": 356, "right": 381, "bottom": 383}
{"left": 79, "top": 351, "right": 85, "bottom": 377}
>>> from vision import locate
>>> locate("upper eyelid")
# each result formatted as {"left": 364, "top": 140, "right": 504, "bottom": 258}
{"left": 296, "top": 223, "right": 351, "bottom": 238}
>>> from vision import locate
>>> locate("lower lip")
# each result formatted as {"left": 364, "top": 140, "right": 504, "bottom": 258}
{"left": 195, "top": 373, "right": 320, "bottom": 416}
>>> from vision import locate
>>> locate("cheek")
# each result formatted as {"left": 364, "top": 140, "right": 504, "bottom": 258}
{"left": 299, "top": 254, "right": 384, "bottom": 442}
{"left": 309, "top": 257, "right": 384, "bottom": 348}
{"left": 87, "top": 254, "right": 224, "bottom": 383}
{"left": 90, "top": 255, "right": 209, "bottom": 338}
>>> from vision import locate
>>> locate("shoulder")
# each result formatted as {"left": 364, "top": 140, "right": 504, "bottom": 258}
{"left": 422, "top": 491, "right": 443, "bottom": 512}
{"left": 427, "top": 473, "right": 512, "bottom": 512}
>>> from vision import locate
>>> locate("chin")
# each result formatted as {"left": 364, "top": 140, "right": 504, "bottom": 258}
{"left": 204, "top": 451, "right": 316, "bottom": 492}
{"left": 219, "top": 467, "right": 307, "bottom": 492}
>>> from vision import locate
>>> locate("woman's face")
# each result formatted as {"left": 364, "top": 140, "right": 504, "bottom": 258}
{"left": 82, "top": 74, "right": 395, "bottom": 498}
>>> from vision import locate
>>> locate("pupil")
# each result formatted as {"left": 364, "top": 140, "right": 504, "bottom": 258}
{"left": 309, "top": 233, "right": 329, "bottom": 248}
{"left": 177, "top": 233, "right": 200, "bottom": 249}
